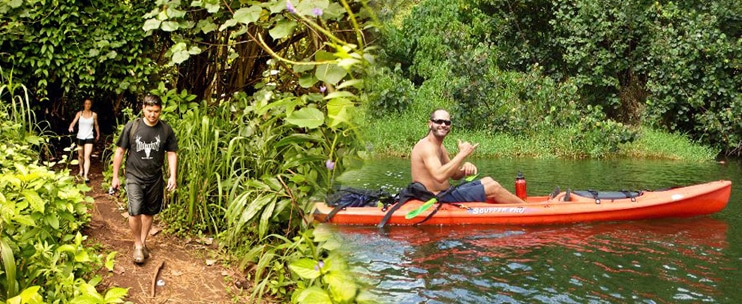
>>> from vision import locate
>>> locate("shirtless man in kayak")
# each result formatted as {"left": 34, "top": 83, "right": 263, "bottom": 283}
{"left": 409, "top": 108, "right": 525, "bottom": 204}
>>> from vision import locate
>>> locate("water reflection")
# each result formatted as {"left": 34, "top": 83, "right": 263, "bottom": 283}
{"left": 332, "top": 158, "right": 742, "bottom": 303}
{"left": 324, "top": 218, "right": 730, "bottom": 303}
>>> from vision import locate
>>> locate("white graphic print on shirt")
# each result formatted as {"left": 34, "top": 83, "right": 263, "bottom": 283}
{"left": 135, "top": 135, "right": 161, "bottom": 160}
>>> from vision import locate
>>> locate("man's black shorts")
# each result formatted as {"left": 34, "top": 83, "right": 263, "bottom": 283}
{"left": 126, "top": 178, "right": 164, "bottom": 216}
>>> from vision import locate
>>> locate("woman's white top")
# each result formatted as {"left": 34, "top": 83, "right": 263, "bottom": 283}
{"left": 77, "top": 112, "right": 95, "bottom": 139}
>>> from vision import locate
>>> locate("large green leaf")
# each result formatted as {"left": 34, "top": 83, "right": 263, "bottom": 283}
{"left": 233, "top": 6, "right": 262, "bottom": 25}
{"left": 103, "top": 287, "right": 129, "bottom": 302}
{"left": 161, "top": 21, "right": 180, "bottom": 32}
{"left": 142, "top": 19, "right": 161, "bottom": 31}
{"left": 325, "top": 272, "right": 357, "bottom": 303}
{"left": 326, "top": 97, "right": 353, "bottom": 128}
{"left": 286, "top": 107, "right": 324, "bottom": 129}
{"left": 8, "top": 0, "right": 22, "bottom": 8}
{"left": 196, "top": 19, "right": 218, "bottom": 34}
{"left": 269, "top": 19, "right": 297, "bottom": 40}
{"left": 22, "top": 190, "right": 44, "bottom": 213}
{"left": 295, "top": 286, "right": 332, "bottom": 304}
{"left": 288, "top": 258, "right": 321, "bottom": 279}
{"left": 315, "top": 63, "right": 347, "bottom": 85}
{"left": 299, "top": 73, "right": 318, "bottom": 88}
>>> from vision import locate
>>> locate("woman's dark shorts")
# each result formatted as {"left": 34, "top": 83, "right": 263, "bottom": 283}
{"left": 77, "top": 138, "right": 94, "bottom": 146}
{"left": 439, "top": 180, "right": 487, "bottom": 202}
{"left": 126, "top": 178, "right": 164, "bottom": 216}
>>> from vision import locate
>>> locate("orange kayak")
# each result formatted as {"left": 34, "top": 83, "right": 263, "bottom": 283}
{"left": 313, "top": 180, "right": 732, "bottom": 226}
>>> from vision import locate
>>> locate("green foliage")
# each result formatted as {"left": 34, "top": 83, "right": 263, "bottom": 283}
{"left": 137, "top": 0, "right": 378, "bottom": 101}
{"left": 365, "top": 65, "right": 416, "bottom": 117}
{"left": 643, "top": 1, "right": 741, "bottom": 154}
{"left": 375, "top": 0, "right": 737, "bottom": 156}
{"left": 236, "top": 228, "right": 370, "bottom": 304}
{"left": 0, "top": 97, "right": 127, "bottom": 302}
{"left": 124, "top": 1, "right": 378, "bottom": 302}
{"left": 0, "top": 1, "right": 157, "bottom": 99}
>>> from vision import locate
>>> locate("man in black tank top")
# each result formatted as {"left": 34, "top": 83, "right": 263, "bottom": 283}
{"left": 111, "top": 94, "right": 178, "bottom": 264}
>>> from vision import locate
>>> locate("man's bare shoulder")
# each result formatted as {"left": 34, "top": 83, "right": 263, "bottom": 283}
{"left": 412, "top": 137, "right": 433, "bottom": 154}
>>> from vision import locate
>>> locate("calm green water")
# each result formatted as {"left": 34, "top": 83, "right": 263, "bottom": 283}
{"left": 322, "top": 158, "right": 742, "bottom": 303}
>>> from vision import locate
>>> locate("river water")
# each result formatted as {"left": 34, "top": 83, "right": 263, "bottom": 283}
{"left": 320, "top": 158, "right": 742, "bottom": 303}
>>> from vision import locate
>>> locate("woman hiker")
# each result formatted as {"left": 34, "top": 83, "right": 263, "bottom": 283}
{"left": 68, "top": 97, "right": 100, "bottom": 183}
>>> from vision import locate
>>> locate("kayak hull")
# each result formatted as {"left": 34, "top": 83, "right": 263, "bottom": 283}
{"left": 313, "top": 180, "right": 732, "bottom": 226}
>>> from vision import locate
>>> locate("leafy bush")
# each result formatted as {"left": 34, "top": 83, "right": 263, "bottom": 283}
{"left": 366, "top": 66, "right": 416, "bottom": 118}
{"left": 374, "top": 0, "right": 737, "bottom": 156}
{"left": 0, "top": 108, "right": 127, "bottom": 303}
{"left": 644, "top": 1, "right": 741, "bottom": 154}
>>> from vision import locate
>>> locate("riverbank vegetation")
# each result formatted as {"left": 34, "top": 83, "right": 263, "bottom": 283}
{"left": 362, "top": 98, "right": 719, "bottom": 161}
{"left": 366, "top": 0, "right": 739, "bottom": 161}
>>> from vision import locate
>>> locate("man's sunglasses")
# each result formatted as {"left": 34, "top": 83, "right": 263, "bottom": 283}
{"left": 430, "top": 119, "right": 452, "bottom": 126}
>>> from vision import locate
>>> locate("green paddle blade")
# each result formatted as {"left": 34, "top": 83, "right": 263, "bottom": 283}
{"left": 405, "top": 174, "right": 478, "bottom": 220}
{"left": 405, "top": 198, "right": 439, "bottom": 219}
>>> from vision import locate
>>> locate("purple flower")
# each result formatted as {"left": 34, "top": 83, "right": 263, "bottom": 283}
{"left": 312, "top": 8, "right": 323, "bottom": 16}
{"left": 320, "top": 85, "right": 326, "bottom": 93}
{"left": 286, "top": 1, "right": 296, "bottom": 14}
{"left": 325, "top": 159, "right": 335, "bottom": 170}
{"left": 314, "top": 260, "right": 325, "bottom": 271}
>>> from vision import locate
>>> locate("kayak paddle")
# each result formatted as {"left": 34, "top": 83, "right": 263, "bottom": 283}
{"left": 405, "top": 174, "right": 478, "bottom": 219}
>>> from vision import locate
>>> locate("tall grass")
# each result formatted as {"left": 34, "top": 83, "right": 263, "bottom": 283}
{"left": 363, "top": 105, "right": 720, "bottom": 161}
{"left": 617, "top": 128, "right": 719, "bottom": 161}
{"left": 0, "top": 69, "right": 35, "bottom": 135}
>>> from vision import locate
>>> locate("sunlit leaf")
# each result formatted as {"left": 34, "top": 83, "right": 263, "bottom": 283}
{"left": 286, "top": 107, "right": 324, "bottom": 129}
{"left": 336, "top": 79, "right": 363, "bottom": 90}
{"left": 295, "top": 286, "right": 332, "bottom": 304}
{"left": 161, "top": 21, "right": 180, "bottom": 32}
{"left": 315, "top": 63, "right": 347, "bottom": 85}
{"left": 105, "top": 252, "right": 117, "bottom": 271}
{"left": 75, "top": 249, "right": 91, "bottom": 262}
{"left": 319, "top": 237, "right": 341, "bottom": 251}
{"left": 218, "top": 19, "right": 238, "bottom": 31}
{"left": 8, "top": 0, "right": 22, "bottom": 8}
{"left": 288, "top": 258, "right": 321, "bottom": 279}
{"left": 143, "top": 19, "right": 161, "bottom": 31}
{"left": 327, "top": 97, "right": 353, "bottom": 128}
{"left": 233, "top": 6, "right": 262, "bottom": 25}
{"left": 325, "top": 272, "right": 357, "bottom": 302}
{"left": 172, "top": 51, "right": 190, "bottom": 64}
{"left": 104, "top": 287, "right": 129, "bottom": 302}
{"left": 188, "top": 46, "right": 202, "bottom": 55}
{"left": 22, "top": 190, "right": 44, "bottom": 213}
{"left": 205, "top": 2, "right": 220, "bottom": 13}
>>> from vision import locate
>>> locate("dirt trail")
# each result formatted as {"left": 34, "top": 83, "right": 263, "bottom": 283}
{"left": 78, "top": 159, "right": 248, "bottom": 303}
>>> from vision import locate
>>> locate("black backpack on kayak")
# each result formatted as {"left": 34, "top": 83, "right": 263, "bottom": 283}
{"left": 323, "top": 187, "right": 396, "bottom": 222}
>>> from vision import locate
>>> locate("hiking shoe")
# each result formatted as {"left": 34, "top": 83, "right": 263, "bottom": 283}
{"left": 133, "top": 246, "right": 145, "bottom": 264}
{"left": 143, "top": 245, "right": 150, "bottom": 259}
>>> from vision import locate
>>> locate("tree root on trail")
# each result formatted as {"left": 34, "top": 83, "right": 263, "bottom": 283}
{"left": 151, "top": 260, "right": 165, "bottom": 297}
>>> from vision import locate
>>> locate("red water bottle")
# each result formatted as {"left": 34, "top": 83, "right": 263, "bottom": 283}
{"left": 515, "top": 171, "right": 527, "bottom": 200}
